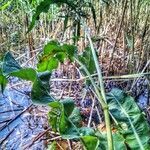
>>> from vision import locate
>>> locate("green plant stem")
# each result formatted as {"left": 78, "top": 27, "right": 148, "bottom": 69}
{"left": 86, "top": 32, "right": 114, "bottom": 150}
{"left": 75, "top": 58, "right": 113, "bottom": 150}
{"left": 75, "top": 58, "right": 106, "bottom": 108}
{"left": 86, "top": 33, "right": 107, "bottom": 102}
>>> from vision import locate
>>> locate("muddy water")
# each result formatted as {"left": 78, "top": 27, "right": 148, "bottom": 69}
{"left": 0, "top": 83, "right": 49, "bottom": 150}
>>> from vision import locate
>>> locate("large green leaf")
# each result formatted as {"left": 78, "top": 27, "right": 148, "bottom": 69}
{"left": 47, "top": 58, "right": 59, "bottom": 71}
{"left": 31, "top": 78, "right": 53, "bottom": 104}
{"left": 61, "top": 44, "right": 77, "bottom": 61}
{"left": 43, "top": 40, "right": 60, "bottom": 54}
{"left": 78, "top": 47, "right": 96, "bottom": 85}
{"left": 79, "top": 127, "right": 95, "bottom": 136}
{"left": 48, "top": 99, "right": 99, "bottom": 146}
{"left": 107, "top": 88, "right": 150, "bottom": 150}
{"left": 48, "top": 99, "right": 79, "bottom": 137}
{"left": 61, "top": 98, "right": 75, "bottom": 117}
{"left": 11, "top": 68, "right": 36, "bottom": 82}
{"left": 38, "top": 71, "right": 51, "bottom": 91}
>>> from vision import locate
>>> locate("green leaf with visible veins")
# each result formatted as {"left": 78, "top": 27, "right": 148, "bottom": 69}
{"left": 107, "top": 88, "right": 150, "bottom": 150}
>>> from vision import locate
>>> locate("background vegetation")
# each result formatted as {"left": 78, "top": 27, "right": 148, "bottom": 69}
{"left": 0, "top": 0, "right": 150, "bottom": 149}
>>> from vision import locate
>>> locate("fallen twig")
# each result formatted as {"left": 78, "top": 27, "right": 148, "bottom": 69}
{"left": 0, "top": 104, "right": 33, "bottom": 131}
{"left": 23, "top": 128, "right": 51, "bottom": 149}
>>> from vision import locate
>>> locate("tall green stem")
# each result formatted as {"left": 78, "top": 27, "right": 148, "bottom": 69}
{"left": 85, "top": 29, "right": 113, "bottom": 150}
{"left": 75, "top": 58, "right": 113, "bottom": 150}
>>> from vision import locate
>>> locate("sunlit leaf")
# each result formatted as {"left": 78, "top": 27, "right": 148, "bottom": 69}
{"left": 81, "top": 135, "right": 99, "bottom": 150}
{"left": 37, "top": 61, "right": 48, "bottom": 72}
{"left": 0, "top": 0, "right": 13, "bottom": 11}
{"left": 37, "top": 41, "right": 76, "bottom": 72}
{"left": 0, "top": 75, "right": 8, "bottom": 93}
{"left": 47, "top": 58, "right": 59, "bottom": 71}
{"left": 44, "top": 41, "right": 60, "bottom": 54}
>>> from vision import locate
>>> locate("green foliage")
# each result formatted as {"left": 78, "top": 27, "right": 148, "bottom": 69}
{"left": 0, "top": 48, "right": 150, "bottom": 150}
{"left": 37, "top": 40, "right": 76, "bottom": 72}
{"left": 78, "top": 46, "right": 97, "bottom": 85}
{"left": 28, "top": 0, "right": 86, "bottom": 32}
{"left": 78, "top": 47, "right": 96, "bottom": 75}
{"left": 28, "top": 0, "right": 53, "bottom": 32}
{"left": 0, "top": 52, "right": 53, "bottom": 105}
{"left": 0, "top": 74, "right": 8, "bottom": 93}
{"left": 69, "top": 107, "right": 82, "bottom": 127}
{"left": 0, "top": 0, "right": 13, "bottom": 11}
{"left": 96, "top": 131, "right": 127, "bottom": 150}
{"left": 48, "top": 99, "right": 80, "bottom": 137}
{"left": 81, "top": 135, "right": 99, "bottom": 150}
{"left": 107, "top": 88, "right": 150, "bottom": 150}
{"left": 48, "top": 88, "right": 150, "bottom": 149}
{"left": 0, "top": 41, "right": 76, "bottom": 103}
{"left": 2, "top": 52, "right": 21, "bottom": 75}
{"left": 48, "top": 99, "right": 99, "bottom": 149}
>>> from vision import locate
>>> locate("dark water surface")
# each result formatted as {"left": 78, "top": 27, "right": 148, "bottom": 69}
{"left": 0, "top": 84, "right": 48, "bottom": 150}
